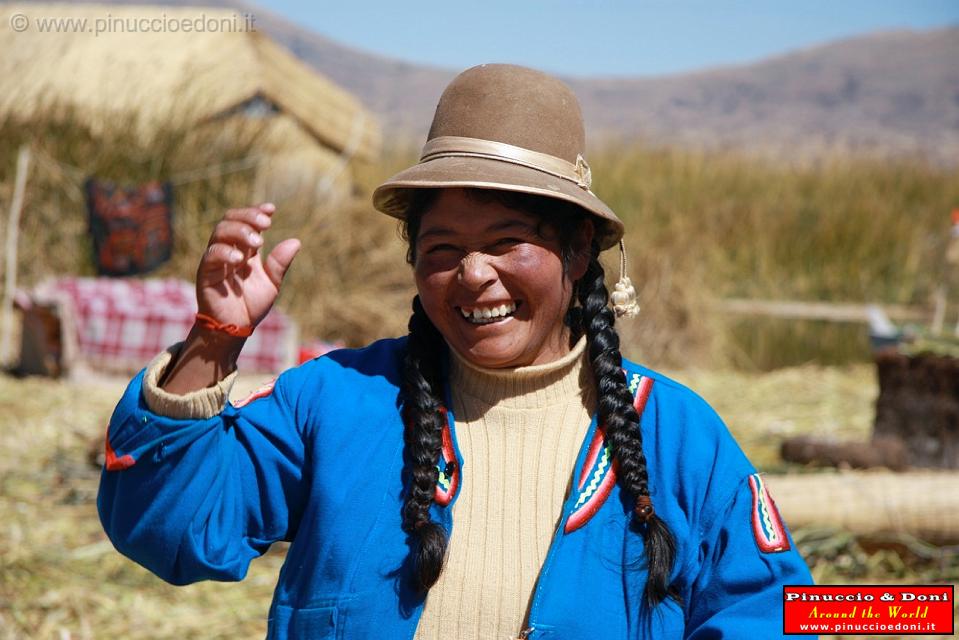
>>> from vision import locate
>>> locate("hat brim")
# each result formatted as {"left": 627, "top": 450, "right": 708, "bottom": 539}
{"left": 372, "top": 156, "right": 624, "bottom": 250}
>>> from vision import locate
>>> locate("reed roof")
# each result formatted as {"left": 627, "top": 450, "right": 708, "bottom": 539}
{"left": 0, "top": 3, "right": 380, "bottom": 161}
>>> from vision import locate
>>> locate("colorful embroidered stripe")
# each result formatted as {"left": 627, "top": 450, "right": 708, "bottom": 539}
{"left": 434, "top": 408, "right": 459, "bottom": 506}
{"left": 577, "top": 428, "right": 605, "bottom": 491}
{"left": 632, "top": 375, "right": 654, "bottom": 415}
{"left": 565, "top": 457, "right": 618, "bottom": 532}
{"left": 574, "top": 428, "right": 613, "bottom": 502}
{"left": 233, "top": 378, "right": 277, "bottom": 408}
{"left": 565, "top": 374, "right": 654, "bottom": 533}
{"left": 748, "top": 473, "right": 790, "bottom": 553}
{"left": 104, "top": 426, "right": 135, "bottom": 471}
{"left": 627, "top": 371, "right": 642, "bottom": 394}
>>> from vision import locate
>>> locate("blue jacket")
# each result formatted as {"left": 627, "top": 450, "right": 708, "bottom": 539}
{"left": 98, "top": 338, "right": 816, "bottom": 639}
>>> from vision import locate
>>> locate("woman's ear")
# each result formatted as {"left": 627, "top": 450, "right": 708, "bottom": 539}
{"left": 568, "top": 218, "right": 595, "bottom": 280}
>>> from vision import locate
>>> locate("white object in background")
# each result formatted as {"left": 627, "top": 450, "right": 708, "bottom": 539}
{"left": 0, "top": 145, "right": 31, "bottom": 367}
{"left": 866, "top": 304, "right": 898, "bottom": 339}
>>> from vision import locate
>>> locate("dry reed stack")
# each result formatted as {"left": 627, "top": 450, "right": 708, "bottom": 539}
{"left": 875, "top": 350, "right": 959, "bottom": 470}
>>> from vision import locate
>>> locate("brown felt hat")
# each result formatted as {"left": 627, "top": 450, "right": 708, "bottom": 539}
{"left": 372, "top": 63, "right": 624, "bottom": 250}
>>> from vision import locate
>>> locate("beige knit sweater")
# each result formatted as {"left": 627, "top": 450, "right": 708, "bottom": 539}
{"left": 415, "top": 337, "right": 594, "bottom": 640}
{"left": 142, "top": 337, "right": 595, "bottom": 640}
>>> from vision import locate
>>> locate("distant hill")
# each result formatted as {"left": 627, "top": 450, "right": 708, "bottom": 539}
{"left": 567, "top": 27, "right": 959, "bottom": 163}
{"left": 16, "top": 0, "right": 959, "bottom": 162}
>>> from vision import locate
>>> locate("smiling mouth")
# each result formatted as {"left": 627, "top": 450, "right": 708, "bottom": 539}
{"left": 458, "top": 301, "right": 519, "bottom": 324}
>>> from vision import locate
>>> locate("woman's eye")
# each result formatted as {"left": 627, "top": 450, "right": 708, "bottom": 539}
{"left": 425, "top": 244, "right": 459, "bottom": 254}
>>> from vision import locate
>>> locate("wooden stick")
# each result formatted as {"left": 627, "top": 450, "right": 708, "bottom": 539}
{"left": 767, "top": 471, "right": 959, "bottom": 544}
{"left": 717, "top": 298, "right": 928, "bottom": 324}
{"left": 930, "top": 286, "right": 946, "bottom": 335}
{"left": 0, "top": 145, "right": 31, "bottom": 367}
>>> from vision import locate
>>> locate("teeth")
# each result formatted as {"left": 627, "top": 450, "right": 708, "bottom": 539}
{"left": 461, "top": 302, "right": 517, "bottom": 324}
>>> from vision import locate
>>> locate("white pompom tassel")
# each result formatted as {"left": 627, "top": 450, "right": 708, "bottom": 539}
{"left": 611, "top": 240, "right": 640, "bottom": 318}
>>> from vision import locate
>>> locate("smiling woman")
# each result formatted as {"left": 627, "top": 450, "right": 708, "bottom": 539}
{"left": 97, "top": 64, "right": 816, "bottom": 640}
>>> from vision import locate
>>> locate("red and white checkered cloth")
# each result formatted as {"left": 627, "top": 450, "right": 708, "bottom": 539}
{"left": 33, "top": 277, "right": 297, "bottom": 374}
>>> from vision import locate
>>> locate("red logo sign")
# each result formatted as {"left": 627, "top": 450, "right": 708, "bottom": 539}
{"left": 784, "top": 585, "right": 954, "bottom": 635}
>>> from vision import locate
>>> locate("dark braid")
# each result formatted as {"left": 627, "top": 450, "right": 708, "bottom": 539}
{"left": 399, "top": 295, "right": 449, "bottom": 592}
{"left": 577, "top": 240, "right": 677, "bottom": 608}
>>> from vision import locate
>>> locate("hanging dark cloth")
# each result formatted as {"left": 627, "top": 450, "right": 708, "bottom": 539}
{"left": 85, "top": 179, "right": 174, "bottom": 276}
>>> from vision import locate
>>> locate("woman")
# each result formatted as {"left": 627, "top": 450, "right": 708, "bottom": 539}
{"left": 99, "top": 64, "right": 815, "bottom": 639}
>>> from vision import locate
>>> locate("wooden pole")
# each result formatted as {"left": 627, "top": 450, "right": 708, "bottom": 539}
{"left": 931, "top": 285, "right": 946, "bottom": 335}
{"left": 0, "top": 145, "right": 31, "bottom": 367}
{"left": 717, "top": 298, "right": 928, "bottom": 324}
{"left": 767, "top": 471, "right": 959, "bottom": 544}
{"left": 947, "top": 209, "right": 959, "bottom": 337}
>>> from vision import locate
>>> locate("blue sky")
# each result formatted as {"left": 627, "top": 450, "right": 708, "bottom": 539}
{"left": 262, "top": 0, "right": 958, "bottom": 77}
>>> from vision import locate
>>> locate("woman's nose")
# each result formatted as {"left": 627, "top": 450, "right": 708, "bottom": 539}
{"left": 458, "top": 252, "right": 497, "bottom": 290}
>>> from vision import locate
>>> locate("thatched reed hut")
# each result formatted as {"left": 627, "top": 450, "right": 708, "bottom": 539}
{"left": 0, "top": 3, "right": 381, "bottom": 201}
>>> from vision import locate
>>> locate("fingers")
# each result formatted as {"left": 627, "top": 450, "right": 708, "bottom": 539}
{"left": 200, "top": 203, "right": 283, "bottom": 273}
{"left": 202, "top": 242, "right": 246, "bottom": 269}
{"left": 210, "top": 220, "right": 264, "bottom": 251}
{"left": 264, "top": 238, "right": 301, "bottom": 288}
{"left": 223, "top": 203, "right": 275, "bottom": 230}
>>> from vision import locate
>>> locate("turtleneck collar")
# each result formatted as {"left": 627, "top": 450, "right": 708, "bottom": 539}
{"left": 448, "top": 336, "right": 592, "bottom": 410}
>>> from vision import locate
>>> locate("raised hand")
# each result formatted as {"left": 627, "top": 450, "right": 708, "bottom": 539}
{"left": 197, "top": 203, "right": 301, "bottom": 329}
{"left": 160, "top": 203, "right": 300, "bottom": 394}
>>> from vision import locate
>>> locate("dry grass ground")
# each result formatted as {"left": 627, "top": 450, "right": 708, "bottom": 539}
{"left": 0, "top": 374, "right": 284, "bottom": 639}
{"left": 1, "top": 365, "right": 955, "bottom": 639}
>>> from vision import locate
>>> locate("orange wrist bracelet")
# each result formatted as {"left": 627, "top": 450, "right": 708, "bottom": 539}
{"left": 194, "top": 312, "right": 254, "bottom": 338}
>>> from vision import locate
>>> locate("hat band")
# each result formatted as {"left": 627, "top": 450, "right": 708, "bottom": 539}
{"left": 419, "top": 136, "right": 592, "bottom": 190}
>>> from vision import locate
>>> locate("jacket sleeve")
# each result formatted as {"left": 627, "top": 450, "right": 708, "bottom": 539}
{"left": 97, "top": 347, "right": 311, "bottom": 586}
{"left": 683, "top": 473, "right": 817, "bottom": 639}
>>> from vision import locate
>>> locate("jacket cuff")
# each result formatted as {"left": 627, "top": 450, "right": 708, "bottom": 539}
{"left": 142, "top": 343, "right": 238, "bottom": 419}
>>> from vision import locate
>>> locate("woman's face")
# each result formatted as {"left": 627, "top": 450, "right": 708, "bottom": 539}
{"left": 413, "top": 188, "right": 591, "bottom": 368}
